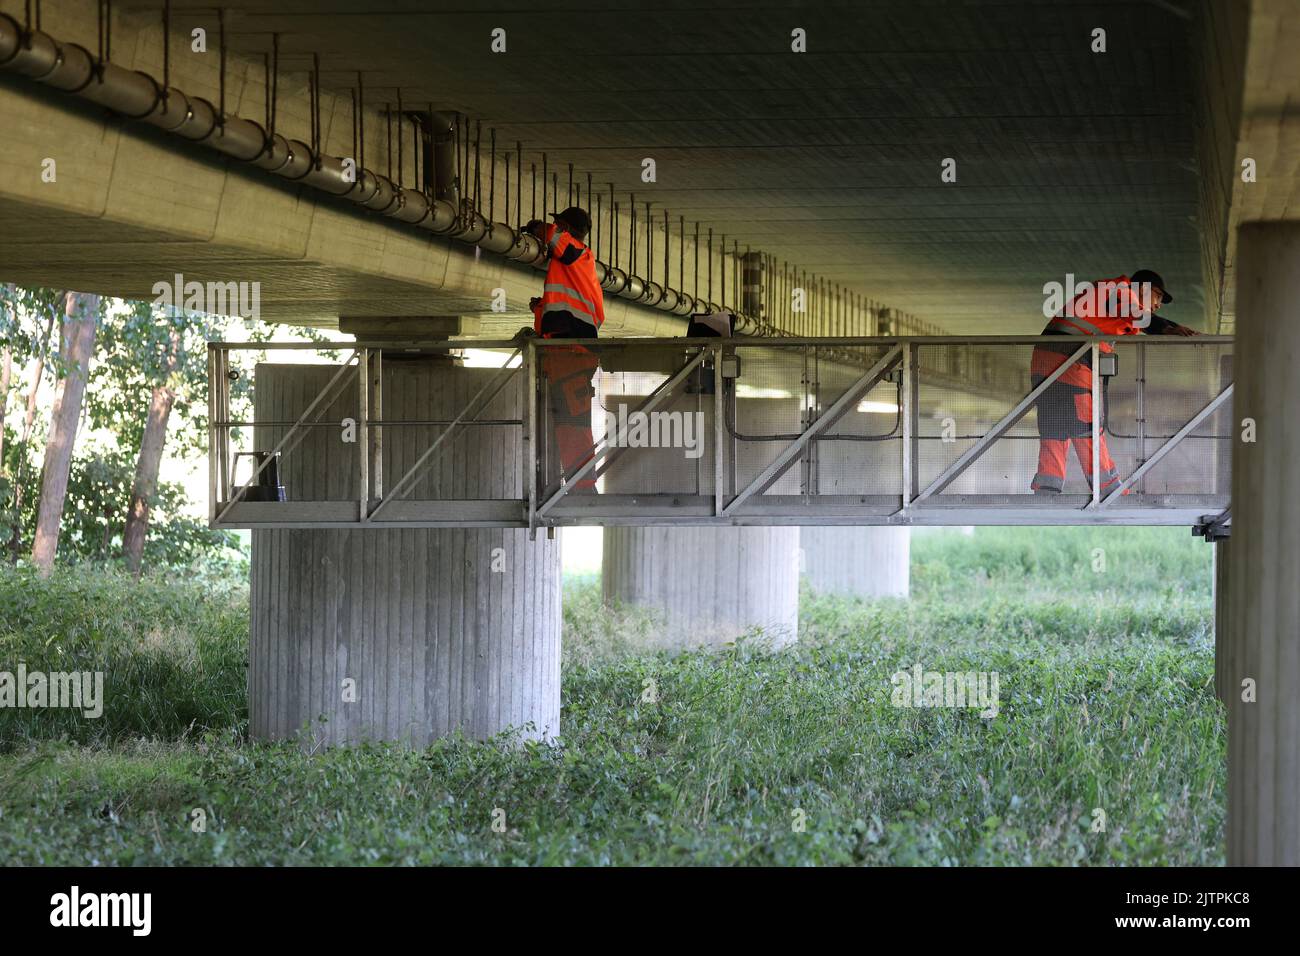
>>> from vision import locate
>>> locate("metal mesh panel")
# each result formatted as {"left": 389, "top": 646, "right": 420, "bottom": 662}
{"left": 214, "top": 337, "right": 1232, "bottom": 528}
{"left": 915, "top": 343, "right": 1039, "bottom": 497}
{"left": 1109, "top": 340, "right": 1233, "bottom": 499}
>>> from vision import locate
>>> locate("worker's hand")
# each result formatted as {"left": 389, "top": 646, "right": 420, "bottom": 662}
{"left": 512, "top": 325, "right": 538, "bottom": 341}
{"left": 1168, "top": 323, "right": 1199, "bottom": 336}
{"left": 529, "top": 296, "right": 542, "bottom": 310}
{"left": 522, "top": 219, "right": 545, "bottom": 240}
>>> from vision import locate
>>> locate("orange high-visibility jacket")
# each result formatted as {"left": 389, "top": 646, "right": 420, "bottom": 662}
{"left": 1032, "top": 275, "right": 1151, "bottom": 387}
{"left": 1044, "top": 275, "right": 1149, "bottom": 350}
{"left": 536, "top": 223, "right": 605, "bottom": 331}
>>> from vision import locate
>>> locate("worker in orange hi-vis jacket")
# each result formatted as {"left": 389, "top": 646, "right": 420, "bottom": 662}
{"left": 517, "top": 206, "right": 604, "bottom": 492}
{"left": 1030, "top": 270, "right": 1198, "bottom": 495}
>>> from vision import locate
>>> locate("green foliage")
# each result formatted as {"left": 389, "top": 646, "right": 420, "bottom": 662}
{"left": 88, "top": 300, "right": 212, "bottom": 460}
{"left": 0, "top": 446, "right": 240, "bottom": 566}
{"left": 0, "top": 528, "right": 1223, "bottom": 865}
{"left": 0, "top": 564, "right": 247, "bottom": 748}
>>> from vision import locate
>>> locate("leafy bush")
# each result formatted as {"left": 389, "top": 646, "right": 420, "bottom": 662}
{"left": 0, "top": 447, "right": 242, "bottom": 568}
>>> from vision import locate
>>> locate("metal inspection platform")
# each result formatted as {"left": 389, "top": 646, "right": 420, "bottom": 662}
{"left": 207, "top": 335, "right": 1233, "bottom": 531}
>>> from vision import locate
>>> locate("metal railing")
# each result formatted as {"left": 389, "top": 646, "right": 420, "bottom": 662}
{"left": 207, "top": 335, "right": 1233, "bottom": 530}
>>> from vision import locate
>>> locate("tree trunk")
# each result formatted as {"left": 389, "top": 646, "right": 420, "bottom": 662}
{"left": 8, "top": 293, "right": 61, "bottom": 563}
{"left": 0, "top": 345, "right": 11, "bottom": 478}
{"left": 31, "top": 293, "right": 99, "bottom": 575}
{"left": 122, "top": 328, "right": 181, "bottom": 575}
{"left": 22, "top": 295, "right": 60, "bottom": 443}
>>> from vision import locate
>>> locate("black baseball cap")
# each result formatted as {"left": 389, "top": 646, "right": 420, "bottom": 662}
{"left": 1130, "top": 269, "right": 1172, "bottom": 304}
{"left": 550, "top": 207, "right": 591, "bottom": 236}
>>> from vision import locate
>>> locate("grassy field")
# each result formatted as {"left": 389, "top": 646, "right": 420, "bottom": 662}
{"left": 0, "top": 527, "right": 1222, "bottom": 865}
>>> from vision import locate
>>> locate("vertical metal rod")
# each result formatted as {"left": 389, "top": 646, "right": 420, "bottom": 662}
{"left": 645, "top": 201, "right": 654, "bottom": 288}
{"left": 679, "top": 215, "right": 685, "bottom": 306}
{"left": 629, "top": 195, "right": 637, "bottom": 277}
{"left": 665, "top": 209, "right": 671, "bottom": 296}
{"left": 358, "top": 349, "right": 369, "bottom": 521}
{"left": 800, "top": 344, "right": 810, "bottom": 494}
{"left": 714, "top": 343, "right": 724, "bottom": 514}
{"left": 312, "top": 53, "right": 322, "bottom": 169}
{"left": 719, "top": 234, "right": 727, "bottom": 308}
{"left": 216, "top": 346, "right": 229, "bottom": 503}
{"left": 207, "top": 345, "right": 217, "bottom": 522}
{"left": 488, "top": 127, "right": 496, "bottom": 222}
{"left": 525, "top": 338, "right": 535, "bottom": 530}
{"left": 567, "top": 163, "right": 573, "bottom": 206}
{"left": 503, "top": 143, "right": 509, "bottom": 225}
{"left": 694, "top": 221, "right": 700, "bottom": 303}
{"left": 516, "top": 141, "right": 523, "bottom": 226}
{"left": 595, "top": 193, "right": 602, "bottom": 259}
{"left": 531, "top": 162, "right": 536, "bottom": 220}
{"left": 216, "top": 8, "right": 225, "bottom": 125}
{"left": 901, "top": 341, "right": 913, "bottom": 509}
{"left": 613, "top": 201, "right": 620, "bottom": 270}
{"left": 372, "top": 350, "right": 383, "bottom": 498}
{"left": 707, "top": 228, "right": 713, "bottom": 304}
{"left": 1091, "top": 341, "right": 1101, "bottom": 505}
{"left": 525, "top": 339, "right": 538, "bottom": 533}
{"left": 1136, "top": 341, "right": 1147, "bottom": 494}
{"left": 385, "top": 103, "right": 392, "bottom": 182}
{"left": 162, "top": 0, "right": 170, "bottom": 91}
{"left": 473, "top": 120, "right": 482, "bottom": 213}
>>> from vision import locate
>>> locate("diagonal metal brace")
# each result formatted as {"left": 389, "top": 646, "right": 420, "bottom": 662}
{"left": 915, "top": 342, "right": 1091, "bottom": 502}
{"left": 722, "top": 344, "right": 902, "bottom": 517}
{"left": 537, "top": 348, "right": 708, "bottom": 518}
{"left": 1094, "top": 383, "right": 1234, "bottom": 508}
{"left": 215, "top": 348, "right": 359, "bottom": 524}
{"left": 368, "top": 348, "right": 522, "bottom": 518}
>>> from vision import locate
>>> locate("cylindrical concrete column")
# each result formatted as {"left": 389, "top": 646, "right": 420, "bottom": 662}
{"left": 1213, "top": 537, "right": 1230, "bottom": 705}
{"left": 801, "top": 526, "right": 910, "bottom": 598}
{"left": 599, "top": 387, "right": 800, "bottom": 648}
{"left": 603, "top": 525, "right": 800, "bottom": 648}
{"left": 249, "top": 361, "right": 561, "bottom": 748}
{"left": 1228, "top": 222, "right": 1300, "bottom": 866}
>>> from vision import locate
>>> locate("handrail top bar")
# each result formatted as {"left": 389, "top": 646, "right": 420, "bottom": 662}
{"left": 208, "top": 334, "right": 1233, "bottom": 351}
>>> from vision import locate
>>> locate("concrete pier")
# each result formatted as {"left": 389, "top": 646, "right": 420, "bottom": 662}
{"left": 249, "top": 361, "right": 561, "bottom": 748}
{"left": 598, "top": 390, "right": 800, "bottom": 648}
{"left": 1227, "top": 223, "right": 1300, "bottom": 866}
{"left": 801, "top": 526, "right": 911, "bottom": 598}
{"left": 602, "top": 525, "right": 800, "bottom": 649}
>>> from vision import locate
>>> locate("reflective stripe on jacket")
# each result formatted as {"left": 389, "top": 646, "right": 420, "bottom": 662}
{"left": 538, "top": 223, "right": 605, "bottom": 330}
{"left": 1040, "top": 275, "right": 1148, "bottom": 354}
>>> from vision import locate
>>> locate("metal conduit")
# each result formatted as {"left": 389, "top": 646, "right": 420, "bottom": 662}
{"left": 0, "top": 15, "right": 746, "bottom": 326}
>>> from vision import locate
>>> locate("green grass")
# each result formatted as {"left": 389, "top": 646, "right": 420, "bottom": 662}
{"left": 0, "top": 527, "right": 1222, "bottom": 865}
